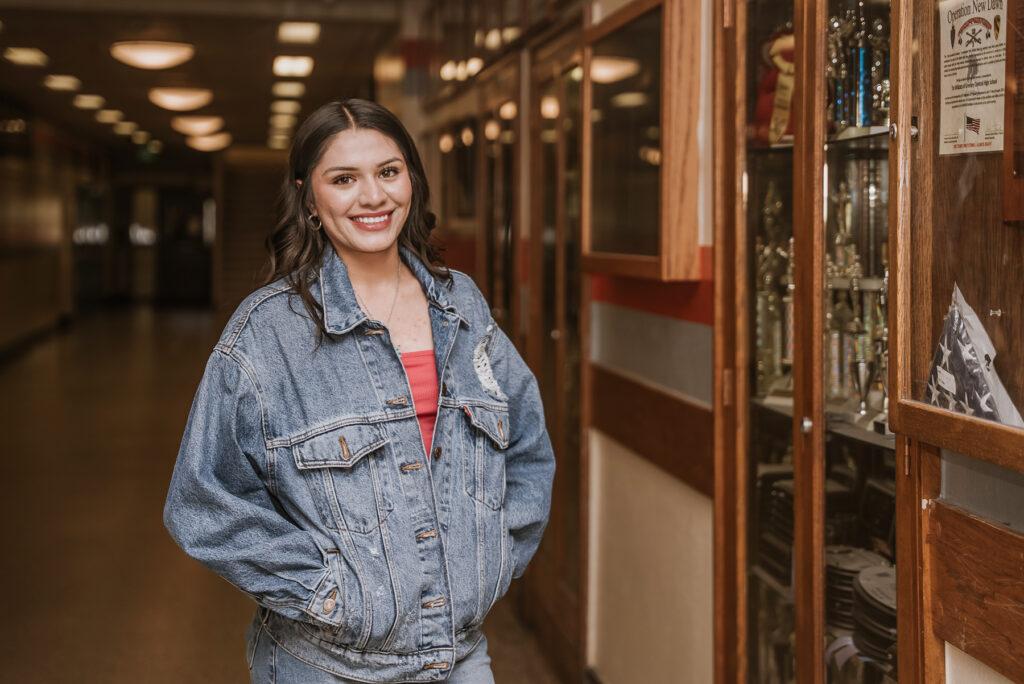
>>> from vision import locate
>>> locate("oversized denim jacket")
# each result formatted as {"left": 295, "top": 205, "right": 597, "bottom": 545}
{"left": 163, "top": 246, "right": 555, "bottom": 682}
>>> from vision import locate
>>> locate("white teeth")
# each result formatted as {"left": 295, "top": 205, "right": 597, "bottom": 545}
{"left": 353, "top": 214, "right": 388, "bottom": 224}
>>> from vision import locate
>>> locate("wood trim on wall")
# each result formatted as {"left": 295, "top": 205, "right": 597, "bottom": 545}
{"left": 589, "top": 363, "right": 714, "bottom": 497}
{"left": 928, "top": 498, "right": 1024, "bottom": 682}
{"left": 713, "top": 0, "right": 744, "bottom": 678}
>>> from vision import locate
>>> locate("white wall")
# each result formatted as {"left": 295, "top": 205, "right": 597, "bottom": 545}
{"left": 587, "top": 431, "right": 713, "bottom": 684}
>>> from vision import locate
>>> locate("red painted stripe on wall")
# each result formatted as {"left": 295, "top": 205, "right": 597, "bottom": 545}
{"left": 590, "top": 248, "right": 714, "bottom": 326}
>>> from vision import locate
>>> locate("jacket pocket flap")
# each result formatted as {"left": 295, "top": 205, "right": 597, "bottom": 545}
{"left": 462, "top": 404, "right": 510, "bottom": 449}
{"left": 292, "top": 423, "right": 389, "bottom": 470}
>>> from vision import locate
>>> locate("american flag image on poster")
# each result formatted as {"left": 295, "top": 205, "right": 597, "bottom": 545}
{"left": 926, "top": 286, "right": 1024, "bottom": 427}
{"left": 926, "top": 298, "right": 999, "bottom": 421}
{"left": 965, "top": 115, "right": 981, "bottom": 134}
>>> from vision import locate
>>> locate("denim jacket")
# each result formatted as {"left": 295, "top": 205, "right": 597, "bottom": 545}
{"left": 163, "top": 246, "right": 555, "bottom": 682}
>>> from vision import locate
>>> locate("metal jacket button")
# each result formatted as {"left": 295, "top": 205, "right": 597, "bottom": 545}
{"left": 323, "top": 589, "right": 337, "bottom": 613}
{"left": 432, "top": 446, "right": 442, "bottom": 460}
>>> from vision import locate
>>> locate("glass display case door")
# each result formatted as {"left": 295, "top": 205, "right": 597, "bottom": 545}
{"left": 815, "top": 1, "right": 898, "bottom": 682}
{"left": 736, "top": 1, "right": 800, "bottom": 681}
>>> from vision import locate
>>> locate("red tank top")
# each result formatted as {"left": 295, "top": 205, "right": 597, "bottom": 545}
{"left": 400, "top": 350, "right": 439, "bottom": 458}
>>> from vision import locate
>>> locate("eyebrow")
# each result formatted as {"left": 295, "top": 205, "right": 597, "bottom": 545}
{"left": 321, "top": 157, "right": 403, "bottom": 175}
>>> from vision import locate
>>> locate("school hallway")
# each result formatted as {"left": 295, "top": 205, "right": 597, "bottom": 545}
{"left": 0, "top": 307, "right": 561, "bottom": 683}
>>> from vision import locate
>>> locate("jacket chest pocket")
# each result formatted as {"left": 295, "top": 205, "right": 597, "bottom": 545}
{"left": 292, "top": 422, "right": 395, "bottom": 535}
{"left": 461, "top": 404, "right": 509, "bottom": 511}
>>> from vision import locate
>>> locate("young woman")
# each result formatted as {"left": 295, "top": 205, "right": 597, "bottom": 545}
{"left": 163, "top": 99, "right": 555, "bottom": 683}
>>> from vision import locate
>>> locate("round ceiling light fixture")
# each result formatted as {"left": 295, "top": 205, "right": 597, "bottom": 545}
{"left": 149, "top": 87, "right": 213, "bottom": 111}
{"left": 110, "top": 41, "right": 194, "bottom": 70}
{"left": 170, "top": 115, "right": 224, "bottom": 136}
{"left": 74, "top": 94, "right": 105, "bottom": 110}
{"left": 187, "top": 132, "right": 232, "bottom": 152}
{"left": 44, "top": 74, "right": 81, "bottom": 91}
{"left": 96, "top": 109, "right": 124, "bottom": 124}
{"left": 590, "top": 56, "right": 641, "bottom": 84}
{"left": 270, "top": 100, "right": 301, "bottom": 115}
{"left": 113, "top": 121, "right": 138, "bottom": 135}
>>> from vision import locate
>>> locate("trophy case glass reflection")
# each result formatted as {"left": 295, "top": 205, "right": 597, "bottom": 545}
{"left": 822, "top": 1, "right": 898, "bottom": 681}
{"left": 745, "top": 1, "right": 797, "bottom": 680}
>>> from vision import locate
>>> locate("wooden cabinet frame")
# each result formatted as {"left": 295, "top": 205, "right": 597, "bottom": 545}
{"left": 718, "top": 0, "right": 1024, "bottom": 682}
{"left": 581, "top": 0, "right": 705, "bottom": 280}
{"left": 888, "top": 0, "right": 1024, "bottom": 475}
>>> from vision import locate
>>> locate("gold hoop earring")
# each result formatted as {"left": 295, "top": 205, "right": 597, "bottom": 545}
{"left": 309, "top": 214, "right": 322, "bottom": 230}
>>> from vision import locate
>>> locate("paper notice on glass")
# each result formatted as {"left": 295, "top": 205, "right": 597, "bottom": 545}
{"left": 939, "top": 0, "right": 1007, "bottom": 155}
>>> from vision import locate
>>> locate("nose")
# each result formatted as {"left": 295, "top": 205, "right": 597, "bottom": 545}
{"left": 359, "top": 178, "right": 386, "bottom": 207}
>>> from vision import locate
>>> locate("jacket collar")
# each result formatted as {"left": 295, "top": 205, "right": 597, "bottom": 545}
{"left": 318, "top": 245, "right": 466, "bottom": 335}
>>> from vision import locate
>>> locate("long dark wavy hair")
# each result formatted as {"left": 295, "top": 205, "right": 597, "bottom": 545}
{"left": 263, "top": 98, "right": 449, "bottom": 337}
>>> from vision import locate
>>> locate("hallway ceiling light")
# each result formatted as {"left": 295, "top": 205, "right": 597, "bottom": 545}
{"left": 502, "top": 27, "right": 521, "bottom": 44}
{"left": 44, "top": 74, "right": 80, "bottom": 91}
{"left": 498, "top": 100, "right": 517, "bottom": 120}
{"left": 113, "top": 121, "right": 137, "bottom": 135}
{"left": 540, "top": 96, "right": 560, "bottom": 120}
{"left": 132, "top": 130, "right": 150, "bottom": 144}
{"left": 466, "top": 57, "right": 483, "bottom": 77}
{"left": 273, "top": 56, "right": 313, "bottom": 78}
{"left": 271, "top": 100, "right": 301, "bottom": 115}
{"left": 73, "top": 94, "right": 104, "bottom": 109}
{"left": 149, "top": 87, "right": 213, "bottom": 111}
{"left": 374, "top": 55, "right": 405, "bottom": 83}
{"left": 272, "top": 81, "right": 305, "bottom": 98}
{"left": 147, "top": 139, "right": 163, "bottom": 154}
{"left": 439, "top": 60, "right": 457, "bottom": 81}
{"left": 611, "top": 91, "right": 648, "bottom": 108}
{"left": 171, "top": 115, "right": 224, "bottom": 136}
{"left": 96, "top": 109, "right": 124, "bottom": 123}
{"left": 570, "top": 66, "right": 583, "bottom": 81}
{"left": 460, "top": 126, "right": 474, "bottom": 146}
{"left": 278, "top": 22, "right": 320, "bottom": 44}
{"left": 4, "top": 47, "right": 48, "bottom": 66}
{"left": 268, "top": 135, "right": 290, "bottom": 150}
{"left": 484, "top": 119, "right": 500, "bottom": 141}
{"left": 187, "top": 132, "right": 232, "bottom": 152}
{"left": 455, "top": 60, "right": 468, "bottom": 81}
{"left": 590, "top": 56, "right": 640, "bottom": 84}
{"left": 484, "top": 29, "right": 501, "bottom": 51}
{"left": 270, "top": 113, "right": 297, "bottom": 128}
{"left": 438, "top": 133, "right": 454, "bottom": 154}
{"left": 110, "top": 41, "right": 194, "bottom": 70}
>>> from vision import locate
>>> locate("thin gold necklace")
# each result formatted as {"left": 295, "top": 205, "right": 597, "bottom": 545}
{"left": 354, "top": 256, "right": 402, "bottom": 332}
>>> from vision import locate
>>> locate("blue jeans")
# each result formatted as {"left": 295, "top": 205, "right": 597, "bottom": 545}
{"left": 248, "top": 625, "right": 495, "bottom": 684}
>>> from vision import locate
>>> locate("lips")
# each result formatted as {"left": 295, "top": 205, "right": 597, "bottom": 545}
{"left": 349, "top": 209, "right": 394, "bottom": 231}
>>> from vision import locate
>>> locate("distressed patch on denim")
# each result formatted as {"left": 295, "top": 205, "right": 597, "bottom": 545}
{"left": 473, "top": 327, "right": 507, "bottom": 401}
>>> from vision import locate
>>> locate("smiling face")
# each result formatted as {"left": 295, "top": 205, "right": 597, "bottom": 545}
{"left": 307, "top": 127, "right": 413, "bottom": 259}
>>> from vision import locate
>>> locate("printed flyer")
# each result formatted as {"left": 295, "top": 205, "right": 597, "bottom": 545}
{"left": 939, "top": 0, "right": 1007, "bottom": 155}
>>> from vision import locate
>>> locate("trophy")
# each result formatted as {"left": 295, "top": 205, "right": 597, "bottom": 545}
{"left": 869, "top": 17, "right": 891, "bottom": 126}
{"left": 850, "top": 1, "right": 872, "bottom": 128}
{"left": 850, "top": 356, "right": 878, "bottom": 417}
{"left": 755, "top": 182, "right": 788, "bottom": 396}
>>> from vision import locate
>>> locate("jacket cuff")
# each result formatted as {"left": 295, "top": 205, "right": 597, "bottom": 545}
{"left": 303, "top": 568, "right": 343, "bottom": 627}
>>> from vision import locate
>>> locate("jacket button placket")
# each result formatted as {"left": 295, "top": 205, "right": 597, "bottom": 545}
{"left": 373, "top": 311, "right": 459, "bottom": 658}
